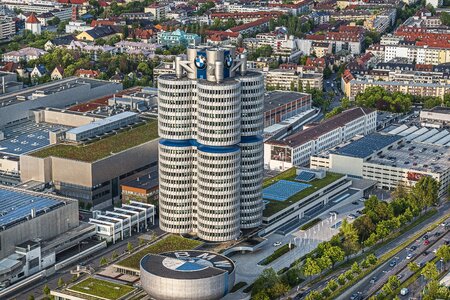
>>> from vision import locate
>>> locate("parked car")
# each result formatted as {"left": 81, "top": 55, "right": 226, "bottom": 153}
{"left": 273, "top": 241, "right": 282, "bottom": 247}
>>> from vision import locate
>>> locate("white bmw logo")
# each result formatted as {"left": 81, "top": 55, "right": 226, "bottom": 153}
{"left": 194, "top": 55, "right": 206, "bottom": 69}
{"left": 224, "top": 55, "right": 233, "bottom": 68}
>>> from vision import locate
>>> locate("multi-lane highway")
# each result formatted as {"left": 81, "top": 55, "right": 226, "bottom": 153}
{"left": 353, "top": 218, "right": 450, "bottom": 299}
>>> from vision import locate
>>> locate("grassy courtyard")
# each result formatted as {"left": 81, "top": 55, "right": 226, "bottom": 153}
{"left": 263, "top": 170, "right": 344, "bottom": 217}
{"left": 68, "top": 277, "right": 135, "bottom": 300}
{"left": 116, "top": 235, "right": 203, "bottom": 270}
{"left": 31, "top": 120, "right": 158, "bottom": 162}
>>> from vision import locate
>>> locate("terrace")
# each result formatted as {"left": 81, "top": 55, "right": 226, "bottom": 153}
{"left": 115, "top": 235, "right": 203, "bottom": 270}
{"left": 30, "top": 121, "right": 158, "bottom": 162}
{"left": 262, "top": 168, "right": 344, "bottom": 217}
{"left": 65, "top": 277, "right": 135, "bottom": 300}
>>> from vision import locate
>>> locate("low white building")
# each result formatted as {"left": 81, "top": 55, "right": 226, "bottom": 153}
{"left": 65, "top": 20, "right": 91, "bottom": 34}
{"left": 264, "top": 107, "right": 377, "bottom": 170}
{"left": 89, "top": 201, "right": 155, "bottom": 243}
{"left": 420, "top": 107, "right": 450, "bottom": 128}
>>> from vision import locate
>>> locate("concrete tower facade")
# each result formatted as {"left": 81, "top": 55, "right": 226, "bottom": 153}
{"left": 158, "top": 46, "right": 264, "bottom": 241}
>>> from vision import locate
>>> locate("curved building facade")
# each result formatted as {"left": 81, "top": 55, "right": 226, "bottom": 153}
{"left": 140, "top": 250, "right": 235, "bottom": 300}
{"left": 158, "top": 46, "right": 264, "bottom": 241}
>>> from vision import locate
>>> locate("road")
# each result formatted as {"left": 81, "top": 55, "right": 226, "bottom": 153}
{"left": 323, "top": 73, "right": 344, "bottom": 109}
{"left": 336, "top": 202, "right": 450, "bottom": 300}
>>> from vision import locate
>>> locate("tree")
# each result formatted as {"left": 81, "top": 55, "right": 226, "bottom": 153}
{"left": 421, "top": 261, "right": 439, "bottom": 281}
{"left": 100, "top": 256, "right": 108, "bottom": 266}
{"left": 252, "top": 268, "right": 279, "bottom": 296}
{"left": 253, "top": 290, "right": 270, "bottom": 300}
{"left": 337, "top": 273, "right": 346, "bottom": 285}
{"left": 351, "top": 262, "right": 361, "bottom": 274}
{"left": 353, "top": 215, "right": 376, "bottom": 242}
{"left": 408, "top": 262, "right": 420, "bottom": 272}
{"left": 382, "top": 275, "right": 400, "bottom": 295}
{"left": 111, "top": 251, "right": 119, "bottom": 260}
{"left": 327, "top": 279, "right": 338, "bottom": 291}
{"left": 367, "top": 254, "right": 378, "bottom": 265}
{"left": 441, "top": 11, "right": 450, "bottom": 26}
{"left": 324, "top": 246, "right": 345, "bottom": 266}
{"left": 267, "top": 282, "right": 290, "bottom": 298}
{"left": 43, "top": 284, "right": 50, "bottom": 295}
{"left": 57, "top": 277, "right": 65, "bottom": 287}
{"left": 28, "top": 295, "right": 34, "bottom": 300}
{"left": 340, "top": 219, "right": 360, "bottom": 256}
{"left": 436, "top": 245, "right": 450, "bottom": 263}
{"left": 127, "top": 242, "right": 134, "bottom": 252}
{"left": 411, "top": 176, "right": 440, "bottom": 210}
{"left": 423, "top": 97, "right": 442, "bottom": 109}
{"left": 423, "top": 280, "right": 450, "bottom": 300}
{"left": 318, "top": 254, "right": 333, "bottom": 271}
{"left": 303, "top": 257, "right": 322, "bottom": 278}
{"left": 305, "top": 290, "right": 323, "bottom": 300}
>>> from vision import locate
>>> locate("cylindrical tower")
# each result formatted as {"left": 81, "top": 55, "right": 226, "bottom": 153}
{"left": 158, "top": 46, "right": 265, "bottom": 241}
{"left": 239, "top": 71, "right": 264, "bottom": 228}
{"left": 197, "top": 80, "right": 242, "bottom": 146}
{"left": 197, "top": 146, "right": 241, "bottom": 241}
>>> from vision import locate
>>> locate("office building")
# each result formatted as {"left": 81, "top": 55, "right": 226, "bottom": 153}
{"left": 158, "top": 46, "right": 264, "bottom": 241}
{"left": 0, "top": 16, "right": 15, "bottom": 39}
{"left": 310, "top": 133, "right": 450, "bottom": 197}
{"left": 264, "top": 107, "right": 377, "bottom": 170}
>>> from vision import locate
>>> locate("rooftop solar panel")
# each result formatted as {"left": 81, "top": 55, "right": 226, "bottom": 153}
{"left": 0, "top": 189, "right": 63, "bottom": 229}
{"left": 332, "top": 133, "right": 402, "bottom": 159}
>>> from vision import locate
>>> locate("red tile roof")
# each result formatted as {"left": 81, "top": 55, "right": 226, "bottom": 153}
{"left": 228, "top": 17, "right": 271, "bottom": 33}
{"left": 26, "top": 13, "right": 40, "bottom": 24}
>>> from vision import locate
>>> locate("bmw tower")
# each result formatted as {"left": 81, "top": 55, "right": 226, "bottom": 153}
{"left": 157, "top": 46, "right": 264, "bottom": 241}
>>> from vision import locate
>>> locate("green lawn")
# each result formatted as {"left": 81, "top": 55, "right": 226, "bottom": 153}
{"left": 68, "top": 277, "right": 134, "bottom": 300}
{"left": 263, "top": 172, "right": 344, "bottom": 217}
{"left": 31, "top": 121, "right": 158, "bottom": 162}
{"left": 116, "top": 235, "right": 203, "bottom": 270}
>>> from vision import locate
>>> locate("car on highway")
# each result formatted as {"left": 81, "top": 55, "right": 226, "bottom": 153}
{"left": 397, "top": 274, "right": 404, "bottom": 280}
{"left": 410, "top": 245, "right": 418, "bottom": 251}
{"left": 424, "top": 239, "right": 430, "bottom": 246}
{"left": 433, "top": 248, "right": 438, "bottom": 254}
{"left": 423, "top": 234, "right": 429, "bottom": 240}
{"left": 370, "top": 277, "right": 377, "bottom": 284}
{"left": 406, "top": 253, "right": 414, "bottom": 259}
{"left": 445, "top": 240, "right": 450, "bottom": 245}
{"left": 273, "top": 241, "right": 282, "bottom": 247}
{"left": 389, "top": 260, "right": 397, "bottom": 267}
{"left": 400, "top": 288, "right": 409, "bottom": 296}
{"left": 350, "top": 292, "right": 362, "bottom": 300}
{"left": 435, "top": 231, "right": 442, "bottom": 237}
{"left": 351, "top": 201, "right": 359, "bottom": 205}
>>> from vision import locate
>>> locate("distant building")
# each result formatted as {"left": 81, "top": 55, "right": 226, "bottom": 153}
{"left": 65, "top": 20, "right": 91, "bottom": 33}
{"left": 121, "top": 168, "right": 159, "bottom": 205}
{"left": 420, "top": 107, "right": 450, "bottom": 128}
{"left": 144, "top": 3, "right": 169, "bottom": 20}
{"left": 3, "top": 47, "right": 48, "bottom": 63}
{"left": 265, "top": 68, "right": 323, "bottom": 91}
{"left": 30, "top": 65, "right": 47, "bottom": 79}
{"left": 76, "top": 25, "right": 120, "bottom": 42}
{"left": 157, "top": 29, "right": 201, "bottom": 47}
{"left": 0, "top": 16, "right": 16, "bottom": 40}
{"left": 25, "top": 13, "right": 41, "bottom": 35}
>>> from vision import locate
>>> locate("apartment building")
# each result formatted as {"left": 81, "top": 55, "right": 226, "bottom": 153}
{"left": 264, "top": 107, "right": 377, "bottom": 170}
{"left": 0, "top": 16, "right": 15, "bottom": 39}
{"left": 210, "top": 11, "right": 283, "bottom": 23}
{"left": 265, "top": 68, "right": 323, "bottom": 91}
